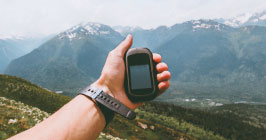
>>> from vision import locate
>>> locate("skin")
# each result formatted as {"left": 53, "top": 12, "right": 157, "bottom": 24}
{"left": 8, "top": 34, "right": 171, "bottom": 140}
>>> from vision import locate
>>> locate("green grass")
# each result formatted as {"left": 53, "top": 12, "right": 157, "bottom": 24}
{"left": 0, "top": 97, "right": 123, "bottom": 140}
{"left": 0, "top": 74, "right": 71, "bottom": 113}
{"left": 135, "top": 109, "right": 226, "bottom": 140}
{"left": 0, "top": 97, "right": 50, "bottom": 139}
{"left": 2, "top": 74, "right": 266, "bottom": 140}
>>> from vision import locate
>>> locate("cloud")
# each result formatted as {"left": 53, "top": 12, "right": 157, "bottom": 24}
{"left": 0, "top": 0, "right": 265, "bottom": 36}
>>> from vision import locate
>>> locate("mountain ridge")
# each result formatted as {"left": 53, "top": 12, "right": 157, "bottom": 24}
{"left": 5, "top": 20, "right": 266, "bottom": 102}
{"left": 216, "top": 10, "right": 266, "bottom": 27}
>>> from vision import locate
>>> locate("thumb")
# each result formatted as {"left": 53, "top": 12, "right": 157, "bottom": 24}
{"left": 114, "top": 34, "right": 133, "bottom": 55}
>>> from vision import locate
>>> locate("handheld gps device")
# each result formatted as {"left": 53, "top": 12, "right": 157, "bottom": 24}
{"left": 124, "top": 48, "right": 158, "bottom": 102}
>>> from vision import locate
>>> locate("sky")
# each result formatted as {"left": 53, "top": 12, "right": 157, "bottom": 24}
{"left": 0, "top": 0, "right": 266, "bottom": 37}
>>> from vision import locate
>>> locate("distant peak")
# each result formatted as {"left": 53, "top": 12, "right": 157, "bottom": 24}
{"left": 58, "top": 22, "right": 113, "bottom": 40}
{"left": 221, "top": 10, "right": 266, "bottom": 27}
{"left": 187, "top": 19, "right": 224, "bottom": 31}
{"left": 0, "top": 34, "right": 25, "bottom": 40}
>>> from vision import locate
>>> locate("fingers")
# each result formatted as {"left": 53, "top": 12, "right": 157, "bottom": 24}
{"left": 156, "top": 62, "right": 168, "bottom": 73}
{"left": 156, "top": 61, "right": 171, "bottom": 95}
{"left": 153, "top": 53, "right": 162, "bottom": 63}
{"left": 157, "top": 71, "right": 171, "bottom": 82}
{"left": 114, "top": 34, "right": 133, "bottom": 56}
{"left": 158, "top": 81, "right": 170, "bottom": 94}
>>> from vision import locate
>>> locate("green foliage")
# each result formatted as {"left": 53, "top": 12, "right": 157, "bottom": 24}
{"left": 135, "top": 109, "right": 226, "bottom": 140}
{"left": 140, "top": 102, "right": 266, "bottom": 140}
{"left": 210, "top": 103, "right": 266, "bottom": 129}
{"left": 0, "top": 97, "right": 122, "bottom": 140}
{"left": 0, "top": 74, "right": 71, "bottom": 113}
{"left": 0, "top": 97, "right": 50, "bottom": 140}
{"left": 1, "top": 75, "right": 266, "bottom": 140}
{"left": 0, "top": 74, "right": 193, "bottom": 140}
{"left": 105, "top": 115, "right": 195, "bottom": 140}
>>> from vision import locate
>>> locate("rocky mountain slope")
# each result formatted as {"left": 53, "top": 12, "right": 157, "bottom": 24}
{"left": 5, "top": 20, "right": 266, "bottom": 102}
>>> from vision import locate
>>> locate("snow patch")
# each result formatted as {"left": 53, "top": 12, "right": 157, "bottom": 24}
{"left": 259, "top": 14, "right": 266, "bottom": 20}
{"left": 224, "top": 21, "right": 239, "bottom": 27}
{"left": 234, "top": 13, "right": 252, "bottom": 24}
{"left": 67, "top": 33, "right": 76, "bottom": 40}
{"left": 192, "top": 23, "right": 221, "bottom": 31}
{"left": 193, "top": 24, "right": 212, "bottom": 29}
{"left": 58, "top": 22, "right": 111, "bottom": 40}
{"left": 192, "top": 20, "right": 201, "bottom": 24}
{"left": 83, "top": 24, "right": 98, "bottom": 35}
{"left": 223, "top": 13, "right": 252, "bottom": 27}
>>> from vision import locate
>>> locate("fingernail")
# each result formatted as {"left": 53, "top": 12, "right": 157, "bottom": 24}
{"left": 126, "top": 34, "right": 131, "bottom": 40}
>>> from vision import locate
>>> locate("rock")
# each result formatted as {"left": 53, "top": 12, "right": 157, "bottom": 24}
{"left": 8, "top": 119, "right": 17, "bottom": 124}
{"left": 137, "top": 122, "right": 148, "bottom": 130}
{"left": 150, "top": 125, "right": 155, "bottom": 130}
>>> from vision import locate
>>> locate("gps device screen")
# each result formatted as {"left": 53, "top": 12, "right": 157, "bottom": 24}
{"left": 129, "top": 64, "right": 152, "bottom": 90}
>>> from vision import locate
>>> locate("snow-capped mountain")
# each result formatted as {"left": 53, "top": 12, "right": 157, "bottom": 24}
{"left": 6, "top": 19, "right": 266, "bottom": 102}
{"left": 57, "top": 22, "right": 122, "bottom": 44}
{"left": 218, "top": 10, "right": 266, "bottom": 27}
{"left": 5, "top": 22, "right": 124, "bottom": 92}
{"left": 184, "top": 20, "right": 231, "bottom": 32}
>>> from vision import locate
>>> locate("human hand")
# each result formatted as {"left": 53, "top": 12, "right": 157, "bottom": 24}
{"left": 91, "top": 34, "right": 171, "bottom": 110}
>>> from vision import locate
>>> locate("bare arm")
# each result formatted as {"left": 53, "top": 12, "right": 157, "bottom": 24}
{"left": 9, "top": 95, "right": 105, "bottom": 140}
{"left": 8, "top": 35, "right": 171, "bottom": 140}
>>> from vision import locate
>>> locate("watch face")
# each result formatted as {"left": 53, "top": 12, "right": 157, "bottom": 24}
{"left": 128, "top": 53, "right": 154, "bottom": 95}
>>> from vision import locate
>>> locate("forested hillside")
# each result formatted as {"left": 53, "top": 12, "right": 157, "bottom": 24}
{"left": 1, "top": 75, "right": 266, "bottom": 140}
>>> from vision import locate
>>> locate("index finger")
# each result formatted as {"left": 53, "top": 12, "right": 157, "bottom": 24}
{"left": 153, "top": 53, "right": 162, "bottom": 63}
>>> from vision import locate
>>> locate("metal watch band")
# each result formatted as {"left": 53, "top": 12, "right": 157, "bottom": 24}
{"left": 79, "top": 86, "right": 136, "bottom": 120}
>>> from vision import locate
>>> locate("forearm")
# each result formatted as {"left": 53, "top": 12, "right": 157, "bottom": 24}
{"left": 9, "top": 95, "right": 105, "bottom": 140}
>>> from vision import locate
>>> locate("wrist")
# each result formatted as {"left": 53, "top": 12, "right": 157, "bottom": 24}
{"left": 79, "top": 84, "right": 136, "bottom": 121}
{"left": 91, "top": 77, "right": 113, "bottom": 97}
{"left": 80, "top": 84, "right": 115, "bottom": 126}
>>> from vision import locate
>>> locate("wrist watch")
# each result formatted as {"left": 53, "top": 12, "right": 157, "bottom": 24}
{"left": 79, "top": 86, "right": 136, "bottom": 126}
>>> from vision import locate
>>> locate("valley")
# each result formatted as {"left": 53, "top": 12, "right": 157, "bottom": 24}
{"left": 1, "top": 75, "right": 266, "bottom": 140}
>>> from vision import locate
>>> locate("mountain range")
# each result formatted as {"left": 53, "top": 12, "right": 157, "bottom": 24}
{"left": 156, "top": 20, "right": 266, "bottom": 103}
{"left": 0, "top": 35, "right": 51, "bottom": 73}
{"left": 4, "top": 10, "right": 266, "bottom": 102}
{"left": 216, "top": 10, "right": 266, "bottom": 27}
{"left": 5, "top": 23, "right": 123, "bottom": 94}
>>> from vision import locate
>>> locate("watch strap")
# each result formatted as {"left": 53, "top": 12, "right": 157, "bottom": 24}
{"left": 79, "top": 86, "right": 136, "bottom": 120}
{"left": 97, "top": 102, "right": 115, "bottom": 126}
{"left": 95, "top": 91, "right": 136, "bottom": 119}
